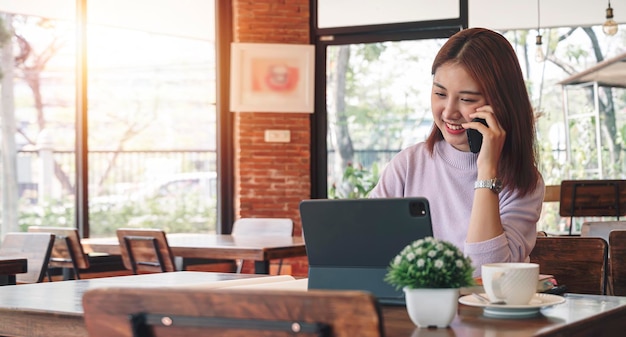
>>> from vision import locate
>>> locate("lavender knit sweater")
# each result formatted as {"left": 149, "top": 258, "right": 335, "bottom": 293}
{"left": 369, "top": 140, "right": 544, "bottom": 277}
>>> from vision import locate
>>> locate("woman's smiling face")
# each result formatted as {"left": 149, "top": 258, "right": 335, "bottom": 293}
{"left": 431, "top": 62, "right": 487, "bottom": 152}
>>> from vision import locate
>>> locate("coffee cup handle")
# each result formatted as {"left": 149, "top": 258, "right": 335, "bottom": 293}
{"left": 491, "top": 271, "right": 506, "bottom": 299}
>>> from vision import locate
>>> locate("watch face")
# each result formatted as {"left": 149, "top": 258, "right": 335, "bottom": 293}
{"left": 493, "top": 179, "right": 503, "bottom": 192}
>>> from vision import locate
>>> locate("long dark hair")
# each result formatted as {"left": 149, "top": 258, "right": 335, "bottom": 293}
{"left": 426, "top": 28, "right": 539, "bottom": 196}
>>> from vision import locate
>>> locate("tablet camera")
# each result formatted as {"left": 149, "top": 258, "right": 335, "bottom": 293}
{"left": 409, "top": 201, "right": 427, "bottom": 217}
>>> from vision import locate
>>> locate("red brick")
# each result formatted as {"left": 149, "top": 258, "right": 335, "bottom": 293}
{"left": 233, "top": 0, "right": 311, "bottom": 275}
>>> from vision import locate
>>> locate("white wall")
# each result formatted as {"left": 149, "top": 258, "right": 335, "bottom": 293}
{"left": 318, "top": 0, "right": 459, "bottom": 28}
{"left": 469, "top": 0, "right": 622, "bottom": 30}
{"left": 318, "top": 0, "right": 624, "bottom": 30}
{"left": 2, "top": 1, "right": 621, "bottom": 40}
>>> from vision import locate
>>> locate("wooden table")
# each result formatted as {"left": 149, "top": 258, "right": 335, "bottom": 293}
{"left": 82, "top": 233, "right": 307, "bottom": 274}
{"left": 1, "top": 271, "right": 626, "bottom": 337}
{"left": 0, "top": 271, "right": 263, "bottom": 337}
{"left": 0, "top": 256, "right": 27, "bottom": 285}
{"left": 383, "top": 294, "right": 626, "bottom": 336}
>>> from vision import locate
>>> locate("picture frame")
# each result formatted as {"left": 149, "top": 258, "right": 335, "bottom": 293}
{"left": 230, "top": 42, "right": 315, "bottom": 113}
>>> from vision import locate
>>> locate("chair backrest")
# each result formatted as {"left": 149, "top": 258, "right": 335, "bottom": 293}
{"left": 609, "top": 230, "right": 626, "bottom": 296}
{"left": 28, "top": 226, "right": 90, "bottom": 271}
{"left": 530, "top": 236, "right": 608, "bottom": 295}
{"left": 559, "top": 180, "right": 626, "bottom": 218}
{"left": 83, "top": 288, "right": 384, "bottom": 337}
{"left": 232, "top": 218, "right": 293, "bottom": 236}
{"left": 581, "top": 221, "right": 626, "bottom": 242}
{"left": 0, "top": 232, "right": 56, "bottom": 283}
{"left": 559, "top": 180, "right": 626, "bottom": 235}
{"left": 116, "top": 229, "right": 176, "bottom": 274}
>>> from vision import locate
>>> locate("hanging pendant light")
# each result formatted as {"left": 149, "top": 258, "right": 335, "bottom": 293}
{"left": 535, "top": 35, "right": 545, "bottom": 63}
{"left": 535, "top": 0, "right": 545, "bottom": 62}
{"left": 603, "top": 1, "right": 618, "bottom": 36}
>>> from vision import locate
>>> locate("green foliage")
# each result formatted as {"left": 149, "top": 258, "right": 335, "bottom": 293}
{"left": 18, "top": 198, "right": 74, "bottom": 231}
{"left": 335, "top": 42, "right": 435, "bottom": 151}
{"left": 356, "top": 43, "right": 387, "bottom": 62}
{"left": 329, "top": 163, "right": 379, "bottom": 199}
{"left": 385, "top": 237, "right": 475, "bottom": 290}
{"left": 18, "top": 194, "right": 216, "bottom": 236}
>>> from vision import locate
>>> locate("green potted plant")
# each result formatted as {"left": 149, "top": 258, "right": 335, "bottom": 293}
{"left": 385, "top": 236, "right": 475, "bottom": 328}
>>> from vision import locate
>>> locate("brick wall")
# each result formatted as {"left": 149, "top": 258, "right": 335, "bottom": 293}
{"left": 232, "top": 0, "right": 311, "bottom": 276}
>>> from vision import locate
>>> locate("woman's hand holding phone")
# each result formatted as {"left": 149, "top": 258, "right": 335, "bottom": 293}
{"left": 463, "top": 105, "right": 506, "bottom": 181}
{"left": 467, "top": 118, "right": 488, "bottom": 153}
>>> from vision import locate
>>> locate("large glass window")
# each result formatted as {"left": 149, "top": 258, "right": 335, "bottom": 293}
{"left": 3, "top": 14, "right": 77, "bottom": 234}
{"left": 326, "top": 39, "right": 446, "bottom": 199}
{"left": 513, "top": 27, "right": 626, "bottom": 234}
{"left": 86, "top": 22, "right": 216, "bottom": 237}
{"left": 0, "top": 1, "right": 218, "bottom": 238}
{"left": 322, "top": 25, "right": 625, "bottom": 235}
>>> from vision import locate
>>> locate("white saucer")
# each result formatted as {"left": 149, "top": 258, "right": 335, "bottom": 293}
{"left": 458, "top": 293, "right": 566, "bottom": 318}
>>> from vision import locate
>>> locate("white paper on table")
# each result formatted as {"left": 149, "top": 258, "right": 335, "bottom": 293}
{"left": 222, "top": 278, "right": 308, "bottom": 291}
{"left": 166, "top": 275, "right": 298, "bottom": 290}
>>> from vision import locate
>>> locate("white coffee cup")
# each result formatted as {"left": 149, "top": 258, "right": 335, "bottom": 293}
{"left": 481, "top": 262, "right": 539, "bottom": 305}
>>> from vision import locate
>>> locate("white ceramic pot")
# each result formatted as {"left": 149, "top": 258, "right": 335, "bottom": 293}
{"left": 403, "top": 287, "right": 459, "bottom": 328}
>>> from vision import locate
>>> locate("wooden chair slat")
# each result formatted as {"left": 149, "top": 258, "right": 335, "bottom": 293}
{"left": 530, "top": 236, "right": 608, "bottom": 295}
{"left": 559, "top": 180, "right": 626, "bottom": 217}
{"left": 83, "top": 288, "right": 384, "bottom": 337}
{"left": 116, "top": 229, "right": 176, "bottom": 274}
{"left": 609, "top": 230, "right": 626, "bottom": 296}
{"left": 0, "top": 232, "right": 56, "bottom": 284}
{"left": 28, "top": 226, "right": 90, "bottom": 280}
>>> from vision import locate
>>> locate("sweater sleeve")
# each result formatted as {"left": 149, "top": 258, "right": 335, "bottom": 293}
{"left": 464, "top": 175, "right": 545, "bottom": 277}
{"left": 368, "top": 146, "right": 414, "bottom": 198}
{"left": 369, "top": 142, "right": 545, "bottom": 278}
{"left": 368, "top": 162, "right": 406, "bottom": 198}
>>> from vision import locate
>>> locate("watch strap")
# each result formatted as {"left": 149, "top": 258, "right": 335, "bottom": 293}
{"left": 474, "top": 178, "right": 503, "bottom": 193}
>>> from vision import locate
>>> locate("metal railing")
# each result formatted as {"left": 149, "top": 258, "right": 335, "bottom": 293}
{"left": 17, "top": 149, "right": 217, "bottom": 200}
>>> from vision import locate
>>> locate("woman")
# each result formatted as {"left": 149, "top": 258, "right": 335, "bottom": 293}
{"left": 369, "top": 28, "right": 544, "bottom": 276}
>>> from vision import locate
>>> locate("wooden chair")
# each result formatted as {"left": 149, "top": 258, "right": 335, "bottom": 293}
{"left": 116, "top": 229, "right": 177, "bottom": 274}
{"left": 559, "top": 180, "right": 626, "bottom": 235}
{"left": 0, "top": 232, "right": 56, "bottom": 283}
{"left": 530, "top": 236, "right": 608, "bottom": 295}
{"left": 83, "top": 288, "right": 384, "bottom": 337}
{"left": 232, "top": 218, "right": 293, "bottom": 274}
{"left": 28, "top": 226, "right": 90, "bottom": 280}
{"left": 609, "top": 230, "right": 626, "bottom": 296}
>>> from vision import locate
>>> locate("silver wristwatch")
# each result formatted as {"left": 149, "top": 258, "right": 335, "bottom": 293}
{"left": 474, "top": 178, "right": 503, "bottom": 193}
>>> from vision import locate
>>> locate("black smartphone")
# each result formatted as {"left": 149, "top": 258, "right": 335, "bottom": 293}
{"left": 543, "top": 285, "right": 568, "bottom": 296}
{"left": 466, "top": 118, "right": 488, "bottom": 153}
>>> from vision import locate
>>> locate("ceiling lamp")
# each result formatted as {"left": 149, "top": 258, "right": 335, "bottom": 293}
{"left": 603, "top": 1, "right": 618, "bottom": 36}
{"left": 535, "top": 0, "right": 544, "bottom": 62}
{"left": 535, "top": 35, "right": 544, "bottom": 63}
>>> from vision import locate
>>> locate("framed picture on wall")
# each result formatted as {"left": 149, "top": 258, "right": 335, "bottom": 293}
{"left": 230, "top": 42, "right": 315, "bottom": 113}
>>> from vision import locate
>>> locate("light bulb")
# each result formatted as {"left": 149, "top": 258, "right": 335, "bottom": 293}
{"left": 535, "top": 35, "right": 545, "bottom": 63}
{"left": 604, "top": 20, "right": 618, "bottom": 35}
{"left": 603, "top": 5, "right": 618, "bottom": 36}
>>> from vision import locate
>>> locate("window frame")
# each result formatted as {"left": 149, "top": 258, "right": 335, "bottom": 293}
{"left": 309, "top": 0, "right": 469, "bottom": 198}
